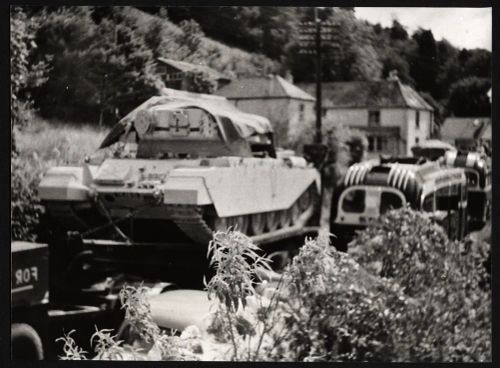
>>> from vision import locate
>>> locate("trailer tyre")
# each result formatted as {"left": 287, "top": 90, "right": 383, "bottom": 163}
{"left": 11, "top": 323, "right": 44, "bottom": 360}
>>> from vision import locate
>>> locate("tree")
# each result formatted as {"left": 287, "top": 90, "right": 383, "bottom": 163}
{"left": 10, "top": 6, "right": 49, "bottom": 151}
{"left": 88, "top": 8, "right": 162, "bottom": 125}
{"left": 30, "top": 6, "right": 162, "bottom": 124}
{"left": 447, "top": 77, "right": 491, "bottom": 117}
{"left": 173, "top": 19, "right": 208, "bottom": 62}
{"left": 287, "top": 7, "right": 380, "bottom": 83}
{"left": 410, "top": 29, "right": 439, "bottom": 95}
{"left": 390, "top": 20, "right": 408, "bottom": 41}
{"left": 30, "top": 6, "right": 100, "bottom": 122}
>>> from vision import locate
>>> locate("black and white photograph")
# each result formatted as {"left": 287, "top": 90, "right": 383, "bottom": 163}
{"left": 10, "top": 4, "right": 493, "bottom": 362}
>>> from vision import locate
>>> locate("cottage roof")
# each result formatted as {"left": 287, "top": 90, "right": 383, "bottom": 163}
{"left": 440, "top": 117, "right": 491, "bottom": 141}
{"left": 216, "top": 75, "right": 315, "bottom": 101}
{"left": 417, "top": 139, "right": 456, "bottom": 150}
{"left": 157, "top": 57, "right": 230, "bottom": 81}
{"left": 297, "top": 80, "right": 433, "bottom": 110}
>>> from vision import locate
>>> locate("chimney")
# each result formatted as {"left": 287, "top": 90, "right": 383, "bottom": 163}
{"left": 387, "top": 69, "right": 400, "bottom": 82}
{"left": 284, "top": 71, "right": 294, "bottom": 84}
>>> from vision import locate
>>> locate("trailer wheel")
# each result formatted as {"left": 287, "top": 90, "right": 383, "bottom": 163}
{"left": 11, "top": 323, "right": 44, "bottom": 360}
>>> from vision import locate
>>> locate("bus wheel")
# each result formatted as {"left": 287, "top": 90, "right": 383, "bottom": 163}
{"left": 11, "top": 323, "right": 44, "bottom": 360}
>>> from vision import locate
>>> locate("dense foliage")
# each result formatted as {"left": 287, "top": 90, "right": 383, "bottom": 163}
{"left": 57, "top": 217, "right": 490, "bottom": 361}
{"left": 13, "top": 6, "right": 491, "bottom": 127}
{"left": 161, "top": 6, "right": 490, "bottom": 118}
{"left": 18, "top": 6, "right": 280, "bottom": 125}
{"left": 11, "top": 154, "right": 43, "bottom": 242}
{"left": 349, "top": 207, "right": 491, "bottom": 361}
{"left": 10, "top": 6, "right": 49, "bottom": 149}
{"left": 11, "top": 120, "right": 108, "bottom": 241}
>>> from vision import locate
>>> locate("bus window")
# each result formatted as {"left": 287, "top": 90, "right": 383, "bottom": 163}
{"left": 422, "top": 194, "right": 435, "bottom": 212}
{"left": 380, "top": 191, "right": 404, "bottom": 214}
{"left": 465, "top": 170, "right": 479, "bottom": 187}
{"left": 342, "top": 189, "right": 365, "bottom": 213}
{"left": 436, "top": 185, "right": 460, "bottom": 211}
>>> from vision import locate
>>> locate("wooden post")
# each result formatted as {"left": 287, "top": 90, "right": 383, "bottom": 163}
{"left": 314, "top": 7, "right": 322, "bottom": 144}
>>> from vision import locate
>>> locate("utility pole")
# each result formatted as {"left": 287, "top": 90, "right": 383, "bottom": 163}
{"left": 299, "top": 8, "right": 337, "bottom": 144}
{"left": 314, "top": 6, "right": 322, "bottom": 144}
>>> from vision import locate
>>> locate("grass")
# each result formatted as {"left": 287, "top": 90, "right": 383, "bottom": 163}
{"left": 11, "top": 116, "right": 112, "bottom": 241}
{"left": 16, "top": 116, "right": 108, "bottom": 165}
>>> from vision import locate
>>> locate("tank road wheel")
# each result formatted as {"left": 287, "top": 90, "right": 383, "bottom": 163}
{"left": 298, "top": 186, "right": 315, "bottom": 211}
{"left": 278, "top": 209, "right": 292, "bottom": 228}
{"left": 250, "top": 213, "right": 266, "bottom": 235}
{"left": 233, "top": 215, "right": 249, "bottom": 234}
{"left": 214, "top": 216, "right": 230, "bottom": 232}
{"left": 288, "top": 202, "right": 301, "bottom": 225}
{"left": 214, "top": 216, "right": 249, "bottom": 233}
{"left": 266, "top": 211, "right": 280, "bottom": 232}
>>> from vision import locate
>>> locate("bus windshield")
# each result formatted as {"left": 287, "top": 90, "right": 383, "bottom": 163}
{"left": 380, "top": 191, "right": 404, "bottom": 214}
{"left": 342, "top": 189, "right": 365, "bottom": 213}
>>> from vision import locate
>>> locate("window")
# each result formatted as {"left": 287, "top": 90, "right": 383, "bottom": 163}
{"left": 415, "top": 137, "right": 420, "bottom": 145}
{"left": 465, "top": 170, "right": 479, "bottom": 187}
{"left": 368, "top": 136, "right": 385, "bottom": 152}
{"left": 436, "top": 185, "right": 460, "bottom": 211}
{"left": 376, "top": 136, "right": 384, "bottom": 151}
{"left": 299, "top": 104, "right": 305, "bottom": 121}
{"left": 380, "top": 191, "right": 404, "bottom": 214}
{"left": 342, "top": 189, "right": 365, "bottom": 213}
{"left": 415, "top": 110, "right": 420, "bottom": 129}
{"left": 368, "top": 110, "right": 380, "bottom": 126}
{"left": 368, "top": 136, "right": 375, "bottom": 152}
{"left": 322, "top": 108, "right": 327, "bottom": 117}
{"left": 422, "top": 194, "right": 435, "bottom": 212}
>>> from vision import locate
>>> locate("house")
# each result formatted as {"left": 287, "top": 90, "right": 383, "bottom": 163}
{"left": 440, "top": 117, "right": 491, "bottom": 152}
{"left": 297, "top": 77, "right": 434, "bottom": 158}
{"left": 215, "top": 75, "right": 315, "bottom": 146}
{"left": 156, "top": 57, "right": 231, "bottom": 92}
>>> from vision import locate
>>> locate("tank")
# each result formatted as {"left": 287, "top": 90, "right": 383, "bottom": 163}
{"left": 38, "top": 89, "right": 321, "bottom": 247}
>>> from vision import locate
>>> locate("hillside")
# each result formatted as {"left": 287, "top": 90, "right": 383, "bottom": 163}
{"left": 125, "top": 7, "right": 282, "bottom": 78}
{"left": 154, "top": 6, "right": 492, "bottom": 118}
{"left": 12, "top": 5, "right": 491, "bottom": 129}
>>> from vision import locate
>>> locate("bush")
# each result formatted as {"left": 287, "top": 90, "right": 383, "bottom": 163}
{"left": 261, "top": 235, "right": 415, "bottom": 361}
{"left": 349, "top": 206, "right": 451, "bottom": 297}
{"left": 349, "top": 207, "right": 491, "bottom": 361}
{"left": 11, "top": 118, "right": 109, "bottom": 241}
{"left": 55, "top": 221, "right": 491, "bottom": 361}
{"left": 11, "top": 152, "right": 44, "bottom": 242}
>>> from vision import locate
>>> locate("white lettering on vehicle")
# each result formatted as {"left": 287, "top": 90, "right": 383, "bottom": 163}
{"left": 14, "top": 267, "right": 38, "bottom": 286}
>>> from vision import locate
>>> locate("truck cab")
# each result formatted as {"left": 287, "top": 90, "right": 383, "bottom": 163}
{"left": 11, "top": 242, "right": 49, "bottom": 360}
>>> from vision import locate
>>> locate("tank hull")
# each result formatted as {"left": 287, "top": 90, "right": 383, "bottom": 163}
{"left": 39, "top": 157, "right": 320, "bottom": 244}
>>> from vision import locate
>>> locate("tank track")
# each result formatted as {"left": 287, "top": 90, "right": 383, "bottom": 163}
{"left": 170, "top": 186, "right": 317, "bottom": 245}
{"left": 169, "top": 205, "right": 214, "bottom": 244}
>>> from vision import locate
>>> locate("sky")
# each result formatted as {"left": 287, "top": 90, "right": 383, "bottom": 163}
{"left": 354, "top": 7, "right": 492, "bottom": 51}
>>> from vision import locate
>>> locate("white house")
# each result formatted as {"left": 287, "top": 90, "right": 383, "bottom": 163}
{"left": 215, "top": 75, "right": 315, "bottom": 146}
{"left": 298, "top": 78, "right": 434, "bottom": 158}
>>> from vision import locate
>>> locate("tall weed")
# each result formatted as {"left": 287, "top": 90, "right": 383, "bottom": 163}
{"left": 11, "top": 117, "right": 109, "bottom": 241}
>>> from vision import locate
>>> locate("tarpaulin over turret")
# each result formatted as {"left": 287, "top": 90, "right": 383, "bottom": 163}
{"left": 99, "top": 88, "right": 273, "bottom": 149}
